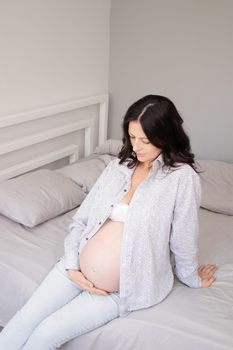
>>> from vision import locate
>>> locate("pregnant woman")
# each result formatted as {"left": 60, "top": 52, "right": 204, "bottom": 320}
{"left": 0, "top": 95, "right": 217, "bottom": 349}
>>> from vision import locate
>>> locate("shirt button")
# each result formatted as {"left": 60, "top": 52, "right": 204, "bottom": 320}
{"left": 98, "top": 221, "right": 102, "bottom": 225}
{"left": 85, "top": 237, "right": 88, "bottom": 240}
{"left": 78, "top": 252, "right": 80, "bottom": 255}
{"left": 111, "top": 204, "right": 114, "bottom": 207}
{"left": 124, "top": 189, "right": 127, "bottom": 192}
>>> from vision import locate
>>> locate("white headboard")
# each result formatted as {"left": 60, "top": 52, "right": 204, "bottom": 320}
{"left": 0, "top": 94, "right": 108, "bottom": 181}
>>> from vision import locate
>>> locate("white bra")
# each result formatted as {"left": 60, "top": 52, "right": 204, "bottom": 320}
{"left": 109, "top": 202, "right": 129, "bottom": 222}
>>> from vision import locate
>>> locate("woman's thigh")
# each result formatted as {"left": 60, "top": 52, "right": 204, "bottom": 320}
{"left": 0, "top": 259, "right": 82, "bottom": 350}
{"left": 18, "top": 259, "right": 82, "bottom": 327}
{"left": 23, "top": 290, "right": 120, "bottom": 350}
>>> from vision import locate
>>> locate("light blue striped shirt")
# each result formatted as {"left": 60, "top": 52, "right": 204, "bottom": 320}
{"left": 64, "top": 154, "right": 201, "bottom": 317}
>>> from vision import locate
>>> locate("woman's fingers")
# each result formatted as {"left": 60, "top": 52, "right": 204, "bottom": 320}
{"left": 70, "top": 272, "right": 94, "bottom": 290}
{"left": 199, "top": 264, "right": 217, "bottom": 270}
{"left": 79, "top": 276, "right": 109, "bottom": 295}
{"left": 202, "top": 276, "right": 216, "bottom": 288}
{"left": 81, "top": 280, "right": 95, "bottom": 290}
{"left": 199, "top": 264, "right": 217, "bottom": 288}
{"left": 69, "top": 270, "right": 109, "bottom": 295}
{"left": 202, "top": 267, "right": 217, "bottom": 277}
{"left": 84, "top": 280, "right": 94, "bottom": 288}
{"left": 198, "top": 264, "right": 217, "bottom": 276}
{"left": 205, "top": 264, "right": 217, "bottom": 271}
{"left": 89, "top": 287, "right": 109, "bottom": 296}
{"left": 84, "top": 283, "right": 109, "bottom": 295}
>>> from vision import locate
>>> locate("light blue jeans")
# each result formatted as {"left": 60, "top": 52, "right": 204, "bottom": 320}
{"left": 0, "top": 259, "right": 120, "bottom": 350}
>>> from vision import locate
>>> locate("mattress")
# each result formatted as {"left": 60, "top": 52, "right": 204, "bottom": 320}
{"left": 0, "top": 209, "right": 75, "bottom": 326}
{"left": 0, "top": 207, "right": 233, "bottom": 350}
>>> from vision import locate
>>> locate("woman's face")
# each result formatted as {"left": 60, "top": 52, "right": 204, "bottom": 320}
{"left": 128, "top": 120, "right": 161, "bottom": 166}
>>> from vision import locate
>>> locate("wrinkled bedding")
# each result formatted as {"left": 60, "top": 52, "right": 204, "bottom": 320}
{"left": 0, "top": 207, "right": 233, "bottom": 350}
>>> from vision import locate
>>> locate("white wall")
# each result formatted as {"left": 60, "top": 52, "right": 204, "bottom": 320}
{"left": 109, "top": 0, "right": 233, "bottom": 162}
{"left": 0, "top": 0, "right": 110, "bottom": 115}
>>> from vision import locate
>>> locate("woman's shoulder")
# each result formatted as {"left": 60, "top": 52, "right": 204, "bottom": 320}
{"left": 103, "top": 157, "right": 123, "bottom": 174}
{"left": 168, "top": 162, "right": 200, "bottom": 180}
{"left": 106, "top": 158, "right": 134, "bottom": 177}
{"left": 108, "top": 157, "right": 129, "bottom": 169}
{"left": 106, "top": 157, "right": 121, "bottom": 169}
{"left": 172, "top": 163, "right": 201, "bottom": 200}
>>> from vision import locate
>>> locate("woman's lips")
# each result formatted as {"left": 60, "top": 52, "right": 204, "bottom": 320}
{"left": 136, "top": 153, "right": 145, "bottom": 157}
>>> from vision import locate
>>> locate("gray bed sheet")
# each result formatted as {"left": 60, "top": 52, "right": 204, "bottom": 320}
{"left": 0, "top": 208, "right": 233, "bottom": 350}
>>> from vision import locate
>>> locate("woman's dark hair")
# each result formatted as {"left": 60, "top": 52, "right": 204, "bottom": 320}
{"left": 118, "top": 94, "right": 199, "bottom": 172}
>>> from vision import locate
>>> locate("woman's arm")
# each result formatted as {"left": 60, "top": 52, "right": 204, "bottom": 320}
{"left": 169, "top": 168, "right": 202, "bottom": 288}
{"left": 64, "top": 160, "right": 114, "bottom": 270}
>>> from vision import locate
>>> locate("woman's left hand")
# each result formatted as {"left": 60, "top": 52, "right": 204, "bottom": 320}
{"left": 198, "top": 264, "right": 218, "bottom": 288}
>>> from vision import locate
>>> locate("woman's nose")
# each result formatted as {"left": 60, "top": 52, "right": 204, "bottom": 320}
{"left": 133, "top": 139, "right": 143, "bottom": 151}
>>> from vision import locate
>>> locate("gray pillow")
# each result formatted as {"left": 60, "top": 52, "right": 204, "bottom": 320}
{"left": 94, "top": 139, "right": 122, "bottom": 156}
{"left": 56, "top": 155, "right": 113, "bottom": 193}
{"left": 197, "top": 160, "right": 233, "bottom": 215}
{"left": 0, "top": 169, "right": 86, "bottom": 227}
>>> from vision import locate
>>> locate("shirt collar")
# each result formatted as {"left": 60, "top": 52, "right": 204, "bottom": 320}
{"left": 119, "top": 153, "right": 164, "bottom": 177}
{"left": 151, "top": 153, "right": 164, "bottom": 174}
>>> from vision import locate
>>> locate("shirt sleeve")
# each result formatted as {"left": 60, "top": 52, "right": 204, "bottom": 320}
{"left": 169, "top": 168, "right": 202, "bottom": 288}
{"left": 64, "top": 159, "right": 114, "bottom": 270}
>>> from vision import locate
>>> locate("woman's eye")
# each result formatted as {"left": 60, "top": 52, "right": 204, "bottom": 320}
{"left": 143, "top": 140, "right": 150, "bottom": 144}
{"left": 129, "top": 136, "right": 150, "bottom": 144}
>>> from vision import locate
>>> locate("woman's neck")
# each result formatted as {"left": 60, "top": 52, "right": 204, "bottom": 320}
{"left": 137, "top": 161, "right": 153, "bottom": 171}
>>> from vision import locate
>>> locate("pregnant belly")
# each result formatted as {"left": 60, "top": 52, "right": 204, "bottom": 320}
{"left": 79, "top": 219, "right": 123, "bottom": 292}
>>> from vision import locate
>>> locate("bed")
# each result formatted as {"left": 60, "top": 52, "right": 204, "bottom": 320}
{"left": 0, "top": 97, "right": 233, "bottom": 350}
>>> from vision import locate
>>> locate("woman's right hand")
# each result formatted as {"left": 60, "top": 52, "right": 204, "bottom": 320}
{"left": 68, "top": 269, "right": 109, "bottom": 296}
